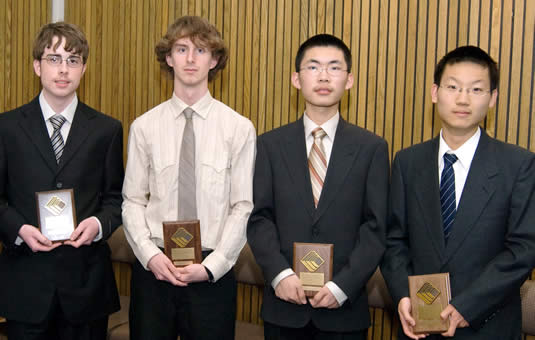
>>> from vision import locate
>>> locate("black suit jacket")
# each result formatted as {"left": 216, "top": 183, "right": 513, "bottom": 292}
{"left": 381, "top": 131, "right": 535, "bottom": 339}
{"left": 0, "top": 96, "right": 123, "bottom": 323}
{"left": 247, "top": 117, "right": 389, "bottom": 332}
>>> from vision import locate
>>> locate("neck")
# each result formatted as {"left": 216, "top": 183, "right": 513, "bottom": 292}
{"left": 43, "top": 92, "right": 74, "bottom": 114}
{"left": 442, "top": 127, "right": 478, "bottom": 150}
{"left": 305, "top": 105, "right": 338, "bottom": 126}
{"left": 174, "top": 83, "right": 209, "bottom": 106}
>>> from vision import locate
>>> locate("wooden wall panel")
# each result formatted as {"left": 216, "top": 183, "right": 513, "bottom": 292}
{"left": 64, "top": 0, "right": 535, "bottom": 162}
{"left": 0, "top": 0, "right": 51, "bottom": 113}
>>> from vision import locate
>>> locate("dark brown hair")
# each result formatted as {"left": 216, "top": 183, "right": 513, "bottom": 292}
{"left": 32, "top": 22, "right": 89, "bottom": 64}
{"left": 155, "top": 16, "right": 228, "bottom": 81}
{"left": 434, "top": 45, "right": 499, "bottom": 91}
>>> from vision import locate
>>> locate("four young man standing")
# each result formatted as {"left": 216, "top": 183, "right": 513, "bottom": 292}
{"left": 0, "top": 14, "right": 534, "bottom": 340}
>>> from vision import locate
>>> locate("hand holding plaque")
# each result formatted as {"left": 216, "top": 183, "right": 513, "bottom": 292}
{"left": 293, "top": 242, "right": 333, "bottom": 297}
{"left": 36, "top": 189, "right": 77, "bottom": 242}
{"left": 408, "top": 273, "right": 451, "bottom": 334}
{"left": 163, "top": 220, "right": 202, "bottom": 267}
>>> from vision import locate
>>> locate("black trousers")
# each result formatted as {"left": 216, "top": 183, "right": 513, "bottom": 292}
{"left": 264, "top": 321, "right": 367, "bottom": 340}
{"left": 7, "top": 293, "right": 108, "bottom": 340}
{"left": 129, "top": 259, "right": 237, "bottom": 340}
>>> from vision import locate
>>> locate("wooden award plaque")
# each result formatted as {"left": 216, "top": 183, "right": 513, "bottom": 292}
{"left": 408, "top": 273, "right": 451, "bottom": 334}
{"left": 36, "top": 189, "right": 77, "bottom": 242}
{"left": 293, "top": 242, "right": 333, "bottom": 297}
{"left": 163, "top": 220, "right": 202, "bottom": 267}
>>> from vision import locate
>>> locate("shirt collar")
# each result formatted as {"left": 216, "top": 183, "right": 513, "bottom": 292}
{"left": 439, "top": 127, "right": 481, "bottom": 170}
{"left": 39, "top": 91, "right": 78, "bottom": 124}
{"left": 303, "top": 112, "right": 340, "bottom": 140}
{"left": 170, "top": 91, "right": 213, "bottom": 120}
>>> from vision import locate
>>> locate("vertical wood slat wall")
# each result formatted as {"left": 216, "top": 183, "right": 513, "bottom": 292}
{"left": 0, "top": 0, "right": 51, "bottom": 113}
{"left": 61, "top": 0, "right": 535, "bottom": 162}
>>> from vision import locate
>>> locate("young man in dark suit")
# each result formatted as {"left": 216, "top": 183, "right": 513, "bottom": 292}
{"left": 381, "top": 46, "right": 535, "bottom": 339}
{"left": 0, "top": 22, "right": 123, "bottom": 339}
{"left": 247, "top": 34, "right": 389, "bottom": 340}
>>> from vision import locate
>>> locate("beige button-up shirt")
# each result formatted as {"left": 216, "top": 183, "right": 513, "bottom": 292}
{"left": 122, "top": 91, "right": 256, "bottom": 281}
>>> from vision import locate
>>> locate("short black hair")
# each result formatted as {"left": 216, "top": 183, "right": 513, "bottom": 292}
{"left": 295, "top": 34, "right": 352, "bottom": 72}
{"left": 434, "top": 45, "right": 499, "bottom": 91}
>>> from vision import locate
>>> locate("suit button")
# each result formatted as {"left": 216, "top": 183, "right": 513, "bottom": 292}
{"left": 313, "top": 228, "right": 320, "bottom": 236}
{"left": 56, "top": 182, "right": 63, "bottom": 189}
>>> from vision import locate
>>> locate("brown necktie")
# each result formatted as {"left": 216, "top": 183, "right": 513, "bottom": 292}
{"left": 308, "top": 128, "right": 327, "bottom": 207}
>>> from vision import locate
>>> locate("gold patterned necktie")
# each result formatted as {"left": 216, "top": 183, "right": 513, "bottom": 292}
{"left": 308, "top": 127, "right": 327, "bottom": 208}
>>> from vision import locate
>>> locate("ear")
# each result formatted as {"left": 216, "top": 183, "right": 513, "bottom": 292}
{"left": 291, "top": 72, "right": 301, "bottom": 89}
{"left": 81, "top": 63, "right": 87, "bottom": 76}
{"left": 210, "top": 56, "right": 218, "bottom": 70}
{"left": 33, "top": 59, "right": 42, "bottom": 77}
{"left": 488, "top": 89, "right": 498, "bottom": 109}
{"left": 345, "top": 73, "right": 354, "bottom": 90}
{"left": 431, "top": 84, "right": 439, "bottom": 103}
{"left": 166, "top": 54, "right": 173, "bottom": 68}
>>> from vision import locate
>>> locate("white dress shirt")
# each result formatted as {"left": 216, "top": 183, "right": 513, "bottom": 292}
{"left": 122, "top": 91, "right": 256, "bottom": 281}
{"left": 271, "top": 112, "right": 349, "bottom": 306}
{"left": 438, "top": 128, "right": 481, "bottom": 208}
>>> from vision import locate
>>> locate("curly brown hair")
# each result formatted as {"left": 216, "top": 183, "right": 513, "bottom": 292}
{"left": 32, "top": 22, "right": 89, "bottom": 64}
{"left": 155, "top": 16, "right": 228, "bottom": 81}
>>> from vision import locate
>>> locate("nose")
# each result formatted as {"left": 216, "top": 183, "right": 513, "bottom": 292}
{"left": 455, "top": 88, "right": 470, "bottom": 104}
{"left": 318, "top": 67, "right": 329, "bottom": 81}
{"left": 186, "top": 49, "right": 195, "bottom": 63}
{"left": 58, "top": 60, "right": 69, "bottom": 74}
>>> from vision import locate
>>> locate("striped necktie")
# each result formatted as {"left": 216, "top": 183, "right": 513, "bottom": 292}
{"left": 177, "top": 108, "right": 197, "bottom": 220}
{"left": 50, "top": 114, "right": 67, "bottom": 164}
{"left": 440, "top": 153, "right": 458, "bottom": 241}
{"left": 308, "top": 128, "right": 327, "bottom": 208}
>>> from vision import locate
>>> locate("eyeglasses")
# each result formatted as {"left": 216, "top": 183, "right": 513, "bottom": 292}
{"left": 41, "top": 54, "right": 83, "bottom": 68}
{"left": 299, "top": 64, "right": 348, "bottom": 77}
{"left": 439, "top": 84, "right": 491, "bottom": 97}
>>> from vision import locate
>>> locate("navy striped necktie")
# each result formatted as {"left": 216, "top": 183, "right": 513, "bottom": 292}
{"left": 440, "top": 153, "right": 458, "bottom": 241}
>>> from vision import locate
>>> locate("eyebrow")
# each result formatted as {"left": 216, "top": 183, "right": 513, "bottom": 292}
{"left": 444, "top": 76, "right": 486, "bottom": 85}
{"left": 305, "top": 58, "right": 342, "bottom": 65}
{"left": 44, "top": 53, "right": 81, "bottom": 58}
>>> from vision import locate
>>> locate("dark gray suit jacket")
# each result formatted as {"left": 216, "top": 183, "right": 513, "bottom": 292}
{"left": 247, "top": 117, "right": 389, "bottom": 332}
{"left": 381, "top": 131, "right": 535, "bottom": 339}
{"left": 0, "top": 96, "right": 124, "bottom": 323}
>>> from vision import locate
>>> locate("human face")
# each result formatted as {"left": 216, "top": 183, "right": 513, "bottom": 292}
{"left": 166, "top": 37, "right": 218, "bottom": 90}
{"left": 33, "top": 36, "right": 86, "bottom": 107}
{"left": 292, "top": 46, "right": 353, "bottom": 113}
{"left": 431, "top": 61, "right": 497, "bottom": 140}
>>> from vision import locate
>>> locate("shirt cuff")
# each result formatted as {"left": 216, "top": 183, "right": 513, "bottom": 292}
{"left": 325, "top": 281, "right": 348, "bottom": 306}
{"left": 271, "top": 268, "right": 295, "bottom": 290}
{"left": 15, "top": 235, "right": 23, "bottom": 246}
{"left": 90, "top": 216, "right": 103, "bottom": 242}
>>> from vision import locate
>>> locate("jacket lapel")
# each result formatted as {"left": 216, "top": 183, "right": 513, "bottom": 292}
{"left": 412, "top": 137, "right": 447, "bottom": 259}
{"left": 312, "top": 119, "right": 360, "bottom": 224}
{"left": 444, "top": 132, "right": 497, "bottom": 262}
{"left": 57, "top": 102, "right": 95, "bottom": 173}
{"left": 280, "top": 118, "right": 316, "bottom": 218}
{"left": 18, "top": 97, "right": 59, "bottom": 173}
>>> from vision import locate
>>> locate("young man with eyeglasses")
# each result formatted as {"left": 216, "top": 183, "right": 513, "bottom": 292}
{"left": 381, "top": 46, "right": 535, "bottom": 340}
{"left": 247, "top": 34, "right": 389, "bottom": 340}
{"left": 122, "top": 16, "right": 255, "bottom": 340}
{"left": 0, "top": 22, "right": 123, "bottom": 339}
